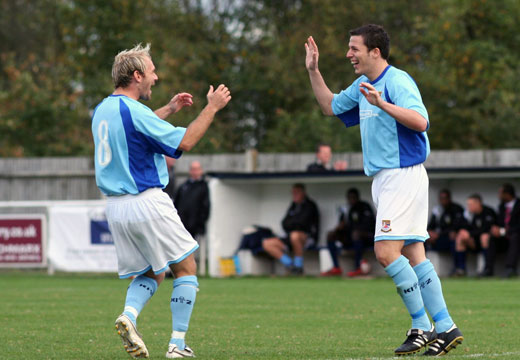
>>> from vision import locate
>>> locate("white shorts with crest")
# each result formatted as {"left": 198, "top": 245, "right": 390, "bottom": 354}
{"left": 371, "top": 164, "right": 429, "bottom": 246}
{"left": 106, "top": 188, "right": 199, "bottom": 278}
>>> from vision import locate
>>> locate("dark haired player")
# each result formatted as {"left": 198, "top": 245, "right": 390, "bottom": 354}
{"left": 305, "top": 24, "right": 463, "bottom": 356}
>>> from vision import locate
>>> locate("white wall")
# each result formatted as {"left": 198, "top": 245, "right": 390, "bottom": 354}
{"left": 207, "top": 170, "right": 520, "bottom": 276}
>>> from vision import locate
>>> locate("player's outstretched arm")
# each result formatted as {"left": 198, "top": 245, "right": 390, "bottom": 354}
{"left": 155, "top": 93, "right": 194, "bottom": 119}
{"left": 359, "top": 82, "right": 428, "bottom": 132}
{"left": 178, "top": 85, "right": 231, "bottom": 151}
{"left": 305, "top": 36, "right": 334, "bottom": 116}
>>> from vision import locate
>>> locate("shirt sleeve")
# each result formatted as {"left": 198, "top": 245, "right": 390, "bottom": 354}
{"left": 386, "top": 72, "right": 429, "bottom": 129}
{"left": 131, "top": 104, "right": 187, "bottom": 159}
{"left": 331, "top": 77, "right": 363, "bottom": 128}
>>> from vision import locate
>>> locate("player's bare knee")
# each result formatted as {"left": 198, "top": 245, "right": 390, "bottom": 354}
{"left": 171, "top": 254, "right": 197, "bottom": 278}
{"left": 374, "top": 248, "right": 399, "bottom": 267}
{"left": 143, "top": 269, "right": 165, "bottom": 286}
{"left": 155, "top": 272, "right": 166, "bottom": 285}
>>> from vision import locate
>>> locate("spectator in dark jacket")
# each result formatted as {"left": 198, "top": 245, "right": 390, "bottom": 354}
{"left": 174, "top": 161, "right": 210, "bottom": 238}
{"left": 454, "top": 194, "right": 497, "bottom": 277}
{"left": 306, "top": 143, "right": 347, "bottom": 172}
{"left": 321, "top": 188, "right": 375, "bottom": 277}
{"left": 262, "top": 183, "right": 319, "bottom": 274}
{"left": 491, "top": 183, "right": 520, "bottom": 278}
{"left": 427, "top": 189, "right": 466, "bottom": 251}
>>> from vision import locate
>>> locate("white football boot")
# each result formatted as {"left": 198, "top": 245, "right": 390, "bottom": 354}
{"left": 166, "top": 344, "right": 195, "bottom": 358}
{"left": 114, "top": 314, "right": 149, "bottom": 358}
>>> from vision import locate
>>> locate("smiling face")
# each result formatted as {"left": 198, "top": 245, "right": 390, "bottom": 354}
{"left": 346, "top": 35, "right": 372, "bottom": 76}
{"left": 137, "top": 56, "right": 158, "bottom": 101}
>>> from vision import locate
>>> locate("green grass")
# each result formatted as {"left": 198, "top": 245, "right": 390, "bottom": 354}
{"left": 1, "top": 271, "right": 519, "bottom": 360}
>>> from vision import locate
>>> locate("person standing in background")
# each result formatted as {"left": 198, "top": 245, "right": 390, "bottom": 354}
{"left": 307, "top": 143, "right": 348, "bottom": 172}
{"left": 174, "top": 161, "right": 210, "bottom": 238}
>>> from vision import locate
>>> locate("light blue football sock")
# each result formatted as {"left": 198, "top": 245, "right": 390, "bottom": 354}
{"left": 414, "top": 259, "right": 454, "bottom": 333}
{"left": 385, "top": 255, "right": 431, "bottom": 331}
{"left": 280, "top": 254, "right": 293, "bottom": 267}
{"left": 122, "top": 275, "right": 158, "bottom": 326}
{"left": 293, "top": 256, "right": 303, "bottom": 268}
{"left": 170, "top": 275, "right": 198, "bottom": 350}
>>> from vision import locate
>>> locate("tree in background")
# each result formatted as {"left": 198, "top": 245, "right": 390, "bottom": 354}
{"left": 0, "top": 0, "right": 519, "bottom": 156}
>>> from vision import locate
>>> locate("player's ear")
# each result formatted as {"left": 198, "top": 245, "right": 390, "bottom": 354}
{"left": 370, "top": 47, "right": 381, "bottom": 59}
{"left": 133, "top": 70, "right": 143, "bottom": 83}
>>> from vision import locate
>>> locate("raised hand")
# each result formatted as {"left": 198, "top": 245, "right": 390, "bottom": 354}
{"left": 206, "top": 84, "right": 231, "bottom": 112}
{"left": 305, "top": 36, "right": 319, "bottom": 71}
{"left": 168, "top": 92, "right": 193, "bottom": 114}
{"left": 359, "top": 82, "right": 384, "bottom": 107}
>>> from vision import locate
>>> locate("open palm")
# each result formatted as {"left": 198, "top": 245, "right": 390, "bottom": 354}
{"left": 305, "top": 36, "right": 319, "bottom": 71}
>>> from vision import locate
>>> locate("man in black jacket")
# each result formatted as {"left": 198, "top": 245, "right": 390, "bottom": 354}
{"left": 491, "top": 183, "right": 520, "bottom": 278}
{"left": 454, "top": 194, "right": 496, "bottom": 276}
{"left": 427, "top": 189, "right": 466, "bottom": 252}
{"left": 263, "top": 183, "right": 319, "bottom": 274}
{"left": 321, "top": 188, "right": 375, "bottom": 277}
{"left": 174, "top": 161, "right": 210, "bottom": 238}
{"left": 306, "top": 143, "right": 347, "bottom": 172}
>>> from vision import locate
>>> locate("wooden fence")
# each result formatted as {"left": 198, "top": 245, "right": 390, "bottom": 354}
{"left": 1, "top": 149, "right": 519, "bottom": 201}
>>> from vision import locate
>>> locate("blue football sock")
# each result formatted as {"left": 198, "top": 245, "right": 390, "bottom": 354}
{"left": 385, "top": 255, "right": 431, "bottom": 331}
{"left": 280, "top": 254, "right": 293, "bottom": 267}
{"left": 414, "top": 259, "right": 454, "bottom": 333}
{"left": 293, "top": 256, "right": 303, "bottom": 268}
{"left": 170, "top": 275, "right": 198, "bottom": 350}
{"left": 123, "top": 275, "right": 158, "bottom": 326}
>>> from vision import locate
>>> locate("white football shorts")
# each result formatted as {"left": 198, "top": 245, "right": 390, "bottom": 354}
{"left": 105, "top": 188, "right": 199, "bottom": 278}
{"left": 371, "top": 163, "right": 429, "bottom": 245}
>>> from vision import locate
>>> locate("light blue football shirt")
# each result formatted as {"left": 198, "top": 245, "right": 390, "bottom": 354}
{"left": 92, "top": 95, "right": 186, "bottom": 196}
{"left": 331, "top": 65, "right": 430, "bottom": 177}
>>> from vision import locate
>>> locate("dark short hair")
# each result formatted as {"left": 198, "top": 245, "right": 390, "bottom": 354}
{"left": 346, "top": 188, "right": 359, "bottom": 198}
{"left": 468, "top": 193, "right": 482, "bottom": 203}
{"left": 349, "top": 24, "right": 390, "bottom": 60}
{"left": 293, "top": 183, "right": 306, "bottom": 191}
{"left": 502, "top": 183, "right": 516, "bottom": 197}
{"left": 439, "top": 189, "right": 451, "bottom": 199}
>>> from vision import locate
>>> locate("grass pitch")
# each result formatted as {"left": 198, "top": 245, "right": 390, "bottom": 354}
{"left": 1, "top": 271, "right": 519, "bottom": 359}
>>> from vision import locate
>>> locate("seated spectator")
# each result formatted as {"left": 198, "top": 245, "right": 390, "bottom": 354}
{"left": 307, "top": 143, "right": 347, "bottom": 172}
{"left": 453, "top": 194, "right": 496, "bottom": 277}
{"left": 174, "top": 161, "right": 210, "bottom": 238}
{"left": 321, "top": 188, "right": 375, "bottom": 277}
{"left": 262, "top": 183, "right": 319, "bottom": 274}
{"left": 491, "top": 183, "right": 520, "bottom": 278}
{"left": 238, "top": 225, "right": 276, "bottom": 256}
{"left": 427, "top": 189, "right": 466, "bottom": 252}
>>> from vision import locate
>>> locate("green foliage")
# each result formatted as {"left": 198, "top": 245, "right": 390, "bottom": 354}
{"left": 0, "top": 0, "right": 519, "bottom": 156}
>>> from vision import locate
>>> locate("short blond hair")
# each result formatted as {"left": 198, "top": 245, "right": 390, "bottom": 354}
{"left": 112, "top": 43, "right": 151, "bottom": 88}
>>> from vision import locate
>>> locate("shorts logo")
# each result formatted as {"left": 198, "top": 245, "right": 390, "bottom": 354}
{"left": 381, "top": 220, "right": 392, "bottom": 232}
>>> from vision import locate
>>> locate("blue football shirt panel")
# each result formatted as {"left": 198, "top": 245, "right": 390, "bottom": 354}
{"left": 92, "top": 98, "right": 138, "bottom": 195}
{"left": 332, "top": 77, "right": 365, "bottom": 128}
{"left": 359, "top": 95, "right": 401, "bottom": 176}
{"left": 119, "top": 99, "right": 161, "bottom": 192}
{"left": 384, "top": 70, "right": 430, "bottom": 168}
{"left": 387, "top": 71, "right": 429, "bottom": 126}
{"left": 154, "top": 154, "right": 169, "bottom": 187}
{"left": 128, "top": 100, "right": 186, "bottom": 159}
